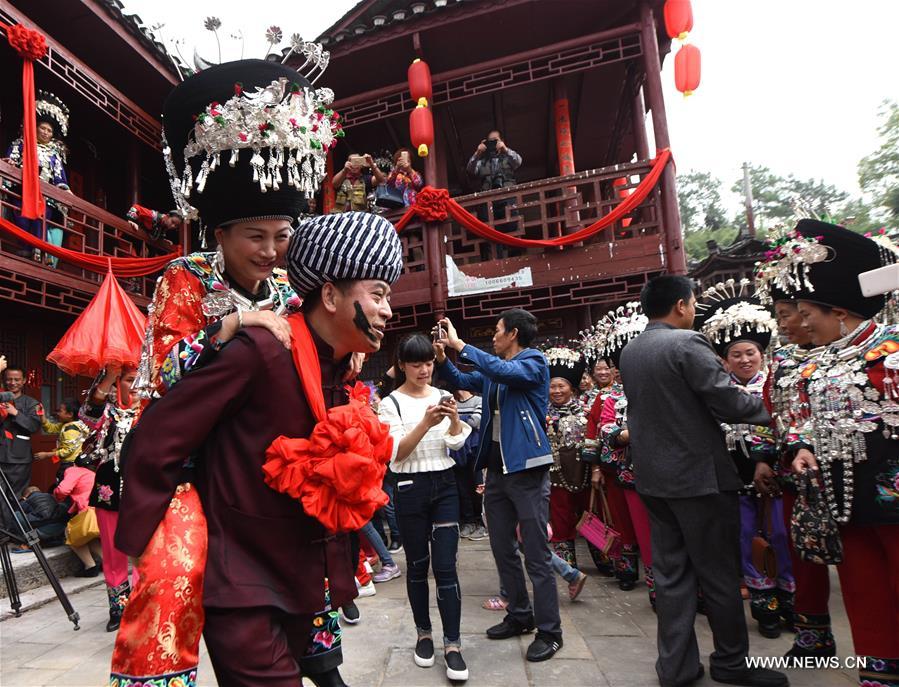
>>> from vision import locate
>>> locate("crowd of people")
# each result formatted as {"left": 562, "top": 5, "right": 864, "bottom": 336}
{"left": 1, "top": 54, "right": 897, "bottom": 687}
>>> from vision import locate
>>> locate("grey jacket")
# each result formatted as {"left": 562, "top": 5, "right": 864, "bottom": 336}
{"left": 1, "top": 394, "right": 42, "bottom": 464}
{"left": 618, "top": 322, "right": 770, "bottom": 498}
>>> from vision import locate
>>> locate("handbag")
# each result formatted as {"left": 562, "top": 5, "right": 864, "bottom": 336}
{"left": 790, "top": 469, "right": 843, "bottom": 565}
{"left": 65, "top": 506, "right": 100, "bottom": 548}
{"left": 374, "top": 184, "right": 406, "bottom": 210}
{"left": 751, "top": 498, "right": 777, "bottom": 579}
{"left": 576, "top": 486, "right": 622, "bottom": 558}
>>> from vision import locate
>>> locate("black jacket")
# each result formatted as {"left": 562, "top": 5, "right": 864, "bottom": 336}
{"left": 1, "top": 394, "right": 42, "bottom": 464}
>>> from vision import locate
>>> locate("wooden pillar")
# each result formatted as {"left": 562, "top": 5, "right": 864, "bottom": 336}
{"left": 126, "top": 141, "right": 140, "bottom": 206}
{"left": 553, "top": 80, "right": 576, "bottom": 176}
{"left": 632, "top": 86, "right": 650, "bottom": 161}
{"left": 422, "top": 133, "right": 447, "bottom": 318}
{"left": 322, "top": 150, "right": 335, "bottom": 214}
{"left": 640, "top": 2, "right": 686, "bottom": 275}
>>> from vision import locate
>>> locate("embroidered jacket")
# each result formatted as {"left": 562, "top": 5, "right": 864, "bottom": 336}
{"left": 598, "top": 391, "right": 637, "bottom": 488}
{"left": 41, "top": 417, "right": 88, "bottom": 463}
{"left": 788, "top": 322, "right": 899, "bottom": 526}
{"left": 724, "top": 370, "right": 778, "bottom": 494}
{"left": 546, "top": 399, "right": 589, "bottom": 491}
{"left": 138, "top": 251, "right": 300, "bottom": 395}
{"left": 582, "top": 383, "right": 623, "bottom": 466}
{"left": 5, "top": 139, "right": 69, "bottom": 215}
{"left": 386, "top": 167, "right": 423, "bottom": 207}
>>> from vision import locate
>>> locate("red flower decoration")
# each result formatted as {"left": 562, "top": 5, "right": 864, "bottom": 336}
{"left": 262, "top": 382, "right": 394, "bottom": 533}
{"left": 410, "top": 185, "right": 451, "bottom": 223}
{"left": 7, "top": 25, "right": 48, "bottom": 61}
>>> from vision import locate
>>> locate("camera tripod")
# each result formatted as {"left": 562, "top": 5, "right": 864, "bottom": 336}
{"left": 0, "top": 465, "right": 80, "bottom": 630}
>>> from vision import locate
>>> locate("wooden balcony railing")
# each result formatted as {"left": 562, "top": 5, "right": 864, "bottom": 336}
{"left": 0, "top": 160, "right": 176, "bottom": 314}
{"left": 381, "top": 159, "right": 667, "bottom": 328}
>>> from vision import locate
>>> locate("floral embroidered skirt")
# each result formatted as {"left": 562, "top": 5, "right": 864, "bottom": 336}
{"left": 109, "top": 483, "right": 206, "bottom": 687}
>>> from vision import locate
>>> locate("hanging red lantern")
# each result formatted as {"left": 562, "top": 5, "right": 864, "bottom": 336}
{"left": 408, "top": 58, "right": 433, "bottom": 107}
{"left": 409, "top": 105, "right": 434, "bottom": 157}
{"left": 664, "top": 0, "right": 693, "bottom": 40}
{"left": 674, "top": 44, "right": 701, "bottom": 96}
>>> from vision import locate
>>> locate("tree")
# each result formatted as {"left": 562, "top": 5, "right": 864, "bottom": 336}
{"left": 732, "top": 165, "right": 848, "bottom": 228}
{"left": 859, "top": 99, "right": 899, "bottom": 220}
{"left": 677, "top": 171, "right": 729, "bottom": 233}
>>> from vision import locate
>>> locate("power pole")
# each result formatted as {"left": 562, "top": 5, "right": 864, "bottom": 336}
{"left": 742, "top": 162, "right": 756, "bottom": 238}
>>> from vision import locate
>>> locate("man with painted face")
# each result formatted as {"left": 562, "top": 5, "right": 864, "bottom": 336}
{"left": 116, "top": 210, "right": 403, "bottom": 686}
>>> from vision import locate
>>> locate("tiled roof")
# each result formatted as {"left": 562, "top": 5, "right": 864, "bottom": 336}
{"left": 98, "top": 0, "right": 186, "bottom": 78}
{"left": 316, "top": 0, "right": 459, "bottom": 47}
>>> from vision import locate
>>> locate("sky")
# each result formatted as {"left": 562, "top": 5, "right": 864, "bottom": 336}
{"left": 123, "top": 0, "right": 898, "bottom": 206}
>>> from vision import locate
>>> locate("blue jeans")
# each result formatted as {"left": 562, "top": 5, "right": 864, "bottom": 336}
{"left": 394, "top": 468, "right": 461, "bottom": 645}
{"left": 551, "top": 550, "right": 580, "bottom": 583}
{"left": 360, "top": 520, "right": 395, "bottom": 567}
{"left": 380, "top": 472, "right": 401, "bottom": 544}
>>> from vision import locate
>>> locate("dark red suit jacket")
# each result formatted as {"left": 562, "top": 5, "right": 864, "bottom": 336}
{"left": 115, "top": 327, "right": 356, "bottom": 613}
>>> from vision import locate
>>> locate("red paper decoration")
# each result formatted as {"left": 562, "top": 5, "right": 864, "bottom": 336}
{"left": 409, "top": 104, "right": 434, "bottom": 158}
{"left": 663, "top": 0, "right": 693, "bottom": 40}
{"left": 674, "top": 44, "right": 701, "bottom": 96}
{"left": 407, "top": 58, "right": 432, "bottom": 107}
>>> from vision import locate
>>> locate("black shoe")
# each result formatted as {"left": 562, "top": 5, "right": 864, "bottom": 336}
{"left": 618, "top": 579, "right": 636, "bottom": 591}
{"left": 661, "top": 664, "right": 705, "bottom": 687}
{"left": 758, "top": 621, "right": 781, "bottom": 639}
{"left": 340, "top": 602, "right": 360, "bottom": 625}
{"left": 486, "top": 615, "right": 535, "bottom": 639}
{"left": 307, "top": 668, "right": 350, "bottom": 687}
{"left": 710, "top": 667, "right": 789, "bottom": 687}
{"left": 414, "top": 637, "right": 435, "bottom": 668}
{"left": 106, "top": 613, "right": 121, "bottom": 633}
{"left": 388, "top": 540, "right": 402, "bottom": 552}
{"left": 445, "top": 649, "right": 469, "bottom": 681}
{"left": 76, "top": 565, "right": 100, "bottom": 578}
{"left": 526, "top": 631, "right": 562, "bottom": 662}
{"left": 783, "top": 643, "right": 836, "bottom": 659}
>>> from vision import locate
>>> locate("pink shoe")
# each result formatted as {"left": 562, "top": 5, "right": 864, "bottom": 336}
{"left": 373, "top": 563, "right": 401, "bottom": 583}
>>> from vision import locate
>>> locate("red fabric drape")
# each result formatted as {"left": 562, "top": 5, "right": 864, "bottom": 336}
{"left": 47, "top": 268, "right": 148, "bottom": 377}
{"left": 0, "top": 215, "right": 180, "bottom": 277}
{"left": 2, "top": 22, "right": 48, "bottom": 220}
{"left": 395, "top": 148, "right": 672, "bottom": 247}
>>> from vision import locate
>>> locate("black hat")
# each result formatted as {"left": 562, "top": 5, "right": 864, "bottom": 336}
{"left": 543, "top": 346, "right": 587, "bottom": 392}
{"left": 162, "top": 59, "right": 342, "bottom": 229}
{"left": 794, "top": 219, "right": 887, "bottom": 318}
{"left": 696, "top": 280, "right": 776, "bottom": 358}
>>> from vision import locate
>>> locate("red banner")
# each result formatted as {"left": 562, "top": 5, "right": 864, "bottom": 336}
{"left": 0, "top": 215, "right": 180, "bottom": 277}
{"left": 395, "top": 149, "right": 671, "bottom": 247}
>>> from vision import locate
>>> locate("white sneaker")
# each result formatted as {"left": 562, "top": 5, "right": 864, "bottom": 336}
{"left": 356, "top": 580, "right": 377, "bottom": 597}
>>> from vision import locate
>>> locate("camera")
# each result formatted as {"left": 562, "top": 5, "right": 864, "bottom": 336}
{"left": 0, "top": 391, "right": 15, "bottom": 403}
{"left": 484, "top": 139, "right": 498, "bottom": 154}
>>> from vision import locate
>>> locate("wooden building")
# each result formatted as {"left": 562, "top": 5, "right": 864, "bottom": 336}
{"left": 315, "top": 0, "right": 685, "bottom": 370}
{"left": 0, "top": 0, "right": 183, "bottom": 486}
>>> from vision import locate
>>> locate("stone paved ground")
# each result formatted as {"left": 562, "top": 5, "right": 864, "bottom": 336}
{"left": 1, "top": 538, "right": 859, "bottom": 687}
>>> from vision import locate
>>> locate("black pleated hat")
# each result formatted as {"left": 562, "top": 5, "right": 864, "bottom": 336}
{"left": 544, "top": 347, "right": 587, "bottom": 392}
{"left": 163, "top": 60, "right": 317, "bottom": 230}
{"left": 794, "top": 219, "right": 886, "bottom": 318}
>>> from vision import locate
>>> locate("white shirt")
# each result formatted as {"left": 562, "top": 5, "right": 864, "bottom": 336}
{"left": 378, "top": 388, "right": 471, "bottom": 474}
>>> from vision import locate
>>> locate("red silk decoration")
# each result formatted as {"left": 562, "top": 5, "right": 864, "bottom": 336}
{"left": 262, "top": 314, "right": 394, "bottom": 533}
{"left": 409, "top": 105, "right": 434, "bottom": 158}
{"left": 395, "top": 149, "right": 672, "bottom": 247}
{"left": 663, "top": 0, "right": 693, "bottom": 40}
{"left": 674, "top": 44, "right": 701, "bottom": 96}
{"left": 408, "top": 58, "right": 433, "bottom": 106}
{"left": 0, "top": 215, "right": 181, "bottom": 277}
{"left": 47, "top": 268, "right": 147, "bottom": 377}
{"left": 2, "top": 22, "right": 48, "bottom": 220}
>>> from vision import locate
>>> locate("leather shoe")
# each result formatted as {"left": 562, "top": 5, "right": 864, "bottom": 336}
{"left": 526, "top": 631, "right": 562, "bottom": 662}
{"left": 106, "top": 614, "right": 121, "bottom": 633}
{"left": 710, "top": 667, "right": 789, "bottom": 687}
{"left": 661, "top": 664, "right": 704, "bottom": 687}
{"left": 307, "top": 668, "right": 350, "bottom": 687}
{"left": 486, "top": 615, "right": 535, "bottom": 639}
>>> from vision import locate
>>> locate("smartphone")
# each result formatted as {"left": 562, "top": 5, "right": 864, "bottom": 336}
{"left": 858, "top": 263, "right": 899, "bottom": 297}
{"left": 439, "top": 391, "right": 454, "bottom": 406}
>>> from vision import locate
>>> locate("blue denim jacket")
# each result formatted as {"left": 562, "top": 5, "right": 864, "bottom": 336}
{"left": 437, "top": 345, "right": 551, "bottom": 474}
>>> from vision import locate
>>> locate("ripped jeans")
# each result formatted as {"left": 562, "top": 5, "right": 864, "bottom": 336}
{"left": 394, "top": 468, "right": 462, "bottom": 645}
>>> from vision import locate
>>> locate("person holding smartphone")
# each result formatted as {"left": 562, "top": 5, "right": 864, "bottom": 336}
{"left": 377, "top": 334, "right": 471, "bottom": 682}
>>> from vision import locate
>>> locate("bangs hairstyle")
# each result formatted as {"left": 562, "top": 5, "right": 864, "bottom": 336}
{"left": 397, "top": 333, "right": 436, "bottom": 363}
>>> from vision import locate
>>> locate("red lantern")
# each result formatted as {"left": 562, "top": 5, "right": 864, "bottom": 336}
{"left": 408, "top": 58, "right": 433, "bottom": 107}
{"left": 664, "top": 0, "right": 693, "bottom": 40}
{"left": 409, "top": 105, "right": 434, "bottom": 157}
{"left": 674, "top": 44, "right": 701, "bottom": 96}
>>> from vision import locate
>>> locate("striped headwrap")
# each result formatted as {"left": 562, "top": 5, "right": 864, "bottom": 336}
{"left": 287, "top": 211, "right": 404, "bottom": 298}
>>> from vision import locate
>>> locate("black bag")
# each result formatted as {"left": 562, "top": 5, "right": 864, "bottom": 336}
{"left": 790, "top": 469, "right": 843, "bottom": 565}
{"left": 374, "top": 184, "right": 406, "bottom": 210}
